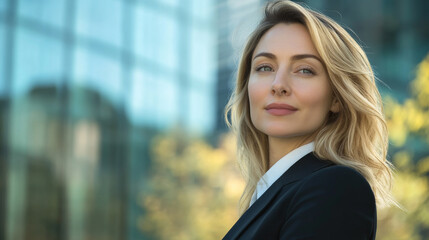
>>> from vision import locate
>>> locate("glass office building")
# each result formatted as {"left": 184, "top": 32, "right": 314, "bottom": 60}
{"left": 0, "top": 0, "right": 217, "bottom": 239}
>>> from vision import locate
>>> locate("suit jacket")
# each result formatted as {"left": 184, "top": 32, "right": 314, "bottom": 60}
{"left": 223, "top": 153, "right": 377, "bottom": 240}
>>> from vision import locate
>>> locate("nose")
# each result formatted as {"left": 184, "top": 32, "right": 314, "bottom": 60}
{"left": 271, "top": 68, "right": 290, "bottom": 96}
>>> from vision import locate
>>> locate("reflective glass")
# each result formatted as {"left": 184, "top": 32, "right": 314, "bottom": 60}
{"left": 73, "top": 47, "right": 122, "bottom": 107}
{"left": 75, "top": 0, "right": 123, "bottom": 48}
{"left": 154, "top": 75, "right": 179, "bottom": 128}
{"left": 13, "top": 28, "right": 63, "bottom": 96}
{"left": 190, "top": 25, "right": 216, "bottom": 83}
{"left": 158, "top": 0, "right": 178, "bottom": 7}
{"left": 0, "top": 0, "right": 7, "bottom": 13}
{"left": 17, "top": 0, "right": 66, "bottom": 29}
{"left": 188, "top": 86, "right": 214, "bottom": 133}
{"left": 0, "top": 23, "right": 5, "bottom": 96}
{"left": 129, "top": 68, "right": 179, "bottom": 128}
{"left": 128, "top": 69, "right": 156, "bottom": 126}
{"left": 8, "top": 29, "right": 64, "bottom": 240}
{"left": 191, "top": 0, "right": 213, "bottom": 21}
{"left": 134, "top": 7, "right": 178, "bottom": 71}
{"left": 139, "top": 0, "right": 178, "bottom": 7}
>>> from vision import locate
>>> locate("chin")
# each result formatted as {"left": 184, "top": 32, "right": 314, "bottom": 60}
{"left": 258, "top": 128, "right": 298, "bottom": 138}
{"left": 257, "top": 127, "right": 317, "bottom": 140}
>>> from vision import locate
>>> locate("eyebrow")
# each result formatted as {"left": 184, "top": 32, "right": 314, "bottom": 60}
{"left": 253, "top": 52, "right": 323, "bottom": 64}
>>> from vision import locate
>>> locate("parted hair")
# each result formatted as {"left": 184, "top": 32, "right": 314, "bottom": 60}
{"left": 225, "top": 0, "right": 397, "bottom": 214}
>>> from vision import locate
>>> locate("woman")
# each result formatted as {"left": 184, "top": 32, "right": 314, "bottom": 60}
{"left": 223, "top": 1, "right": 397, "bottom": 239}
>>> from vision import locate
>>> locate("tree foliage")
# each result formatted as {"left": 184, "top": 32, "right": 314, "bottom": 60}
{"left": 385, "top": 54, "right": 429, "bottom": 146}
{"left": 377, "top": 152, "right": 429, "bottom": 240}
{"left": 138, "top": 132, "right": 244, "bottom": 240}
{"left": 378, "top": 54, "right": 429, "bottom": 240}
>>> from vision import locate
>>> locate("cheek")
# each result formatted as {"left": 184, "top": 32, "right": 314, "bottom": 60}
{"left": 296, "top": 83, "right": 333, "bottom": 113}
{"left": 248, "top": 84, "right": 258, "bottom": 121}
{"left": 248, "top": 78, "right": 269, "bottom": 125}
{"left": 248, "top": 78, "right": 268, "bottom": 108}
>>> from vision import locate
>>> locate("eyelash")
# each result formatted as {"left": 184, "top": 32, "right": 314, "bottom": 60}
{"left": 255, "top": 64, "right": 274, "bottom": 72}
{"left": 255, "top": 64, "right": 316, "bottom": 75}
{"left": 297, "top": 67, "right": 315, "bottom": 75}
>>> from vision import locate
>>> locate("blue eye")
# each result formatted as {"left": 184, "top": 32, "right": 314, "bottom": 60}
{"left": 256, "top": 65, "right": 274, "bottom": 72}
{"left": 298, "top": 68, "right": 314, "bottom": 75}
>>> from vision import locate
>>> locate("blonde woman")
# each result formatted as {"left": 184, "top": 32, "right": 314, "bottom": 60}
{"left": 223, "top": 1, "right": 396, "bottom": 239}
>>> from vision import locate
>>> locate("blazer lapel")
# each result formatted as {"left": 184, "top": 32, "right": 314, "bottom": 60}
{"left": 223, "top": 153, "right": 334, "bottom": 240}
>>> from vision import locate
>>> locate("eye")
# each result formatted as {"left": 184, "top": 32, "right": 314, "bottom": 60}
{"left": 256, "top": 65, "right": 274, "bottom": 72}
{"left": 297, "top": 68, "right": 315, "bottom": 75}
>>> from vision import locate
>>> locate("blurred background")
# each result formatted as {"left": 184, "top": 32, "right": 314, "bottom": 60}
{"left": 0, "top": 0, "right": 428, "bottom": 239}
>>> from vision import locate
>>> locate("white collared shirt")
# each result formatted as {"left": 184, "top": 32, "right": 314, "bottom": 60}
{"left": 249, "top": 142, "right": 315, "bottom": 207}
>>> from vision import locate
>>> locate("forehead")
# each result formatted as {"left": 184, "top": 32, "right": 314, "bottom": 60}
{"left": 253, "top": 23, "right": 320, "bottom": 59}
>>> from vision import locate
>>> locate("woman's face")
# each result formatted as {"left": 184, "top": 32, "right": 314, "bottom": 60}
{"left": 248, "top": 23, "right": 339, "bottom": 141}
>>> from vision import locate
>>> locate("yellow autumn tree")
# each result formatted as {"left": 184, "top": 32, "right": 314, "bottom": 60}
{"left": 137, "top": 131, "right": 244, "bottom": 240}
{"left": 378, "top": 54, "right": 429, "bottom": 240}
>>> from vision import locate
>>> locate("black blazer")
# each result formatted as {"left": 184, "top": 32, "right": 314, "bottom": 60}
{"left": 223, "top": 153, "right": 377, "bottom": 240}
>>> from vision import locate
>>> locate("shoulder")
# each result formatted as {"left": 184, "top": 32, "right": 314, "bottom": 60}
{"left": 294, "top": 165, "right": 375, "bottom": 207}
{"left": 278, "top": 165, "right": 377, "bottom": 239}
{"left": 307, "top": 165, "right": 371, "bottom": 189}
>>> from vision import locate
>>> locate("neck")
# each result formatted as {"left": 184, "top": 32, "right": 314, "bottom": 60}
{"left": 268, "top": 136, "right": 314, "bottom": 168}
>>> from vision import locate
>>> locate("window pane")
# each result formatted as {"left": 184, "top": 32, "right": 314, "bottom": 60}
{"left": 0, "top": 0, "right": 7, "bottom": 13}
{"left": 128, "top": 69, "right": 156, "bottom": 126}
{"left": 13, "top": 28, "right": 63, "bottom": 96}
{"left": 134, "top": 7, "right": 178, "bottom": 71}
{"left": 158, "top": 0, "right": 178, "bottom": 7}
{"left": 0, "top": 23, "right": 5, "bottom": 96}
{"left": 191, "top": 0, "right": 213, "bottom": 21}
{"left": 188, "top": 86, "right": 214, "bottom": 133}
{"left": 75, "top": 0, "right": 123, "bottom": 48}
{"left": 129, "top": 69, "right": 179, "bottom": 128}
{"left": 190, "top": 25, "right": 216, "bottom": 84}
{"left": 154, "top": 75, "right": 179, "bottom": 128}
{"left": 17, "top": 0, "right": 66, "bottom": 29}
{"left": 139, "top": 0, "right": 178, "bottom": 7}
{"left": 73, "top": 48, "right": 122, "bottom": 107}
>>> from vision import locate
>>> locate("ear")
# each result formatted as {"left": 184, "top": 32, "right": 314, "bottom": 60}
{"left": 330, "top": 98, "right": 340, "bottom": 113}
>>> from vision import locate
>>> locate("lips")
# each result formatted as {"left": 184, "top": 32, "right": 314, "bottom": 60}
{"left": 265, "top": 103, "right": 298, "bottom": 116}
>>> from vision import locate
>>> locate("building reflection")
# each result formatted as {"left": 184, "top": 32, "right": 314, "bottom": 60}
{"left": 0, "top": 0, "right": 217, "bottom": 238}
{"left": 4, "top": 85, "right": 129, "bottom": 240}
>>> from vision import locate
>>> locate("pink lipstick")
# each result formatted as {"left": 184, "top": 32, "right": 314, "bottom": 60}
{"left": 265, "top": 103, "right": 298, "bottom": 116}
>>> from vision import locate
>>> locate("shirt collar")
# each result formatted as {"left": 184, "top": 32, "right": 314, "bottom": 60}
{"left": 249, "top": 142, "right": 315, "bottom": 207}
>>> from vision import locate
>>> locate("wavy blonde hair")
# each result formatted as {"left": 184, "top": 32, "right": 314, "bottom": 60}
{"left": 225, "top": 0, "right": 397, "bottom": 214}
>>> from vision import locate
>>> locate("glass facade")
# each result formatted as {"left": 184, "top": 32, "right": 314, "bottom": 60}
{"left": 0, "top": 0, "right": 216, "bottom": 239}
{"left": 13, "top": 27, "right": 64, "bottom": 95}
{"left": 0, "top": 22, "right": 5, "bottom": 96}
{"left": 17, "top": 0, "right": 66, "bottom": 29}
